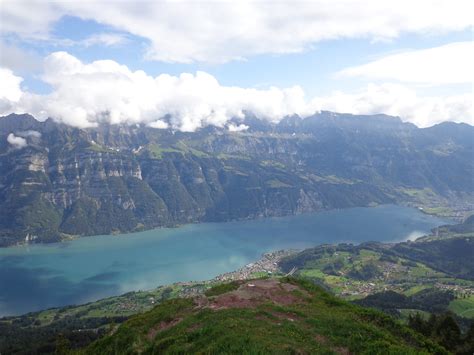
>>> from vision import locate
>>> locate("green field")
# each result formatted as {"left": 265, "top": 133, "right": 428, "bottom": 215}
{"left": 449, "top": 295, "right": 474, "bottom": 318}
{"left": 279, "top": 235, "right": 474, "bottom": 321}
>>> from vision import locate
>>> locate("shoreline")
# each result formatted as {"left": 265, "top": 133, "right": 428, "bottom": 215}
{"left": 2, "top": 222, "right": 472, "bottom": 318}
{"left": 212, "top": 249, "right": 299, "bottom": 282}
{"left": 2, "top": 202, "right": 464, "bottom": 249}
{"left": 0, "top": 249, "right": 297, "bottom": 319}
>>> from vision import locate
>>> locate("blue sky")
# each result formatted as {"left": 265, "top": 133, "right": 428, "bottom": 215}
{"left": 0, "top": 1, "right": 472, "bottom": 129}
{"left": 8, "top": 16, "right": 472, "bottom": 96}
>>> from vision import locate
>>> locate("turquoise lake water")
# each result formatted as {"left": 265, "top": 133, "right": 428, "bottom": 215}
{"left": 0, "top": 205, "right": 449, "bottom": 316}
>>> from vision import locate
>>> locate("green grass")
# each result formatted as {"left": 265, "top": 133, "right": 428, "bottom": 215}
{"left": 421, "top": 207, "right": 453, "bottom": 217}
{"left": 145, "top": 140, "right": 211, "bottom": 159}
{"left": 300, "top": 269, "right": 326, "bottom": 279}
{"left": 174, "top": 140, "right": 209, "bottom": 157}
{"left": 83, "top": 278, "right": 446, "bottom": 354}
{"left": 284, "top": 241, "right": 474, "bottom": 312}
{"left": 395, "top": 188, "right": 455, "bottom": 218}
{"left": 34, "top": 309, "right": 56, "bottom": 326}
{"left": 260, "top": 160, "right": 286, "bottom": 169}
{"left": 404, "top": 285, "right": 429, "bottom": 296}
{"left": 409, "top": 264, "right": 444, "bottom": 278}
{"left": 400, "top": 188, "right": 436, "bottom": 199}
{"left": 204, "top": 281, "right": 240, "bottom": 297}
{"left": 87, "top": 142, "right": 119, "bottom": 153}
{"left": 399, "top": 309, "right": 431, "bottom": 320}
{"left": 15, "top": 283, "right": 209, "bottom": 327}
{"left": 448, "top": 295, "right": 474, "bottom": 318}
{"left": 311, "top": 174, "right": 357, "bottom": 185}
{"left": 266, "top": 179, "right": 292, "bottom": 188}
{"left": 250, "top": 271, "right": 269, "bottom": 278}
{"left": 147, "top": 144, "right": 183, "bottom": 159}
{"left": 217, "top": 153, "right": 250, "bottom": 160}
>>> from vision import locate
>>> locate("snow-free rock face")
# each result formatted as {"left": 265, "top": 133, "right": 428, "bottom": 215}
{"left": 0, "top": 112, "right": 472, "bottom": 246}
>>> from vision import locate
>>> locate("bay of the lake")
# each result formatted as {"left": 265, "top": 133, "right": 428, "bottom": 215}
{"left": 0, "top": 205, "right": 450, "bottom": 316}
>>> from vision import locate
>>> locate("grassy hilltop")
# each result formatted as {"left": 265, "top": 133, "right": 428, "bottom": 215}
{"left": 83, "top": 277, "right": 445, "bottom": 354}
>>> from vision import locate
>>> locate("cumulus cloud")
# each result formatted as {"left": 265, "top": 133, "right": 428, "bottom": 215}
{"left": 0, "top": 68, "right": 24, "bottom": 113}
{"left": 1, "top": 0, "right": 473, "bottom": 63}
{"left": 0, "top": 53, "right": 472, "bottom": 129}
{"left": 338, "top": 42, "right": 474, "bottom": 85}
{"left": 7, "top": 133, "right": 27, "bottom": 149}
{"left": 10, "top": 51, "right": 315, "bottom": 130}
{"left": 0, "top": 68, "right": 23, "bottom": 102}
{"left": 312, "top": 83, "right": 473, "bottom": 127}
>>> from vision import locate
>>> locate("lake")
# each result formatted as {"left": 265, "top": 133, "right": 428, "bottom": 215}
{"left": 0, "top": 205, "right": 449, "bottom": 316}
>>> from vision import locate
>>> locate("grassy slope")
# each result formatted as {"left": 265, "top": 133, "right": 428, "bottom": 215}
{"left": 0, "top": 283, "right": 214, "bottom": 354}
{"left": 3, "top": 283, "right": 210, "bottom": 328}
{"left": 449, "top": 296, "right": 474, "bottom": 319}
{"left": 279, "top": 237, "right": 474, "bottom": 319}
{"left": 84, "top": 278, "right": 445, "bottom": 354}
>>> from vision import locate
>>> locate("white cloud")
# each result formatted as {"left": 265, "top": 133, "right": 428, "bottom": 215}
{"left": 0, "top": 41, "right": 42, "bottom": 73}
{"left": 80, "top": 33, "right": 128, "bottom": 47}
{"left": 46, "top": 33, "right": 129, "bottom": 48}
{"left": 228, "top": 123, "right": 249, "bottom": 132}
{"left": 7, "top": 133, "right": 27, "bottom": 149}
{"left": 17, "top": 130, "right": 41, "bottom": 138}
{"left": 1, "top": 0, "right": 473, "bottom": 63}
{"left": 0, "top": 0, "right": 61, "bottom": 40}
{"left": 338, "top": 42, "right": 474, "bottom": 85}
{"left": 0, "top": 67, "right": 23, "bottom": 102}
{"left": 147, "top": 120, "right": 169, "bottom": 129}
{"left": 2, "top": 52, "right": 316, "bottom": 130}
{"left": 0, "top": 67, "right": 24, "bottom": 113}
{"left": 312, "top": 83, "right": 473, "bottom": 127}
{"left": 0, "top": 53, "right": 472, "bottom": 129}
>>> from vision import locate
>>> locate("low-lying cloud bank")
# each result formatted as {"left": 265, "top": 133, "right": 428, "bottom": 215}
{"left": 316, "top": 84, "right": 473, "bottom": 128}
{"left": 1, "top": 52, "right": 315, "bottom": 131}
{"left": 0, "top": 52, "right": 472, "bottom": 130}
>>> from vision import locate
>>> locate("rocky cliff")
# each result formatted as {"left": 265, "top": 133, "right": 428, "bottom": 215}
{"left": 0, "top": 112, "right": 472, "bottom": 246}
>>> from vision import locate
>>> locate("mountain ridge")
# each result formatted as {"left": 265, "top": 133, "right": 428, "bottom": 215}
{"left": 1, "top": 112, "right": 472, "bottom": 246}
{"left": 82, "top": 277, "right": 447, "bottom": 354}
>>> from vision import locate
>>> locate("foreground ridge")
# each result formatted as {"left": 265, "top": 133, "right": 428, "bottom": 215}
{"left": 83, "top": 277, "right": 445, "bottom": 354}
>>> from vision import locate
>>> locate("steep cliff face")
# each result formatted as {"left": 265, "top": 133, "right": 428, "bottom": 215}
{"left": 0, "top": 113, "right": 472, "bottom": 246}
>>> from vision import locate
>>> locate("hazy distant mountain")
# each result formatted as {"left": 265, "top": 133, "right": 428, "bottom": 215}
{"left": 0, "top": 112, "right": 472, "bottom": 246}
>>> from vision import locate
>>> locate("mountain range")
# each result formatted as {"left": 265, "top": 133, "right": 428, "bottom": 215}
{"left": 1, "top": 112, "right": 473, "bottom": 246}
